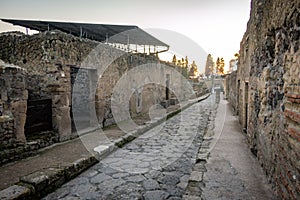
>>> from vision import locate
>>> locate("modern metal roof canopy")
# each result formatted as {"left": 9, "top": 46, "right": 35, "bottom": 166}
{"left": 1, "top": 19, "right": 169, "bottom": 53}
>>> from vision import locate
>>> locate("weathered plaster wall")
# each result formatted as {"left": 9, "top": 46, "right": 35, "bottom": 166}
{"left": 226, "top": 0, "right": 300, "bottom": 199}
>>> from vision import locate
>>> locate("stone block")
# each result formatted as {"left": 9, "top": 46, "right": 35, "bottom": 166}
{"left": 161, "top": 100, "right": 169, "bottom": 108}
{"left": 11, "top": 101, "right": 27, "bottom": 114}
{"left": 0, "top": 184, "right": 32, "bottom": 200}
{"left": 189, "top": 171, "right": 203, "bottom": 182}
{"left": 64, "top": 156, "right": 98, "bottom": 180}
{"left": 52, "top": 94, "right": 69, "bottom": 107}
{"left": 55, "top": 107, "right": 71, "bottom": 141}
{"left": 20, "top": 167, "right": 65, "bottom": 193}
{"left": 182, "top": 195, "right": 202, "bottom": 200}
{"left": 15, "top": 113, "right": 26, "bottom": 143}
{"left": 196, "top": 153, "right": 209, "bottom": 163}
{"left": 170, "top": 98, "right": 178, "bottom": 105}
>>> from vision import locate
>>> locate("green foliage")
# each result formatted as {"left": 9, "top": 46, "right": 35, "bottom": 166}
{"left": 216, "top": 57, "right": 225, "bottom": 74}
{"left": 189, "top": 60, "right": 198, "bottom": 77}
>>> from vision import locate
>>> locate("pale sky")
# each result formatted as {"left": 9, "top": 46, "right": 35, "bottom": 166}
{"left": 0, "top": 0, "right": 251, "bottom": 72}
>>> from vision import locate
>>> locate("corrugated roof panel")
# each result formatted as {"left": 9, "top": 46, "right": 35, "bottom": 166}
{"left": 1, "top": 19, "right": 169, "bottom": 47}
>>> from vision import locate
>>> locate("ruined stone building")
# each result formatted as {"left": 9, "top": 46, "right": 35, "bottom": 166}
{"left": 225, "top": 0, "right": 300, "bottom": 199}
{"left": 0, "top": 20, "right": 206, "bottom": 165}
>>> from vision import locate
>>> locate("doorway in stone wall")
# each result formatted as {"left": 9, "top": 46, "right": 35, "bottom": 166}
{"left": 244, "top": 82, "right": 249, "bottom": 131}
{"left": 166, "top": 74, "right": 170, "bottom": 100}
{"left": 25, "top": 99, "right": 53, "bottom": 135}
{"left": 70, "top": 67, "right": 90, "bottom": 132}
{"left": 237, "top": 80, "right": 240, "bottom": 115}
{"left": 70, "top": 67, "right": 97, "bottom": 133}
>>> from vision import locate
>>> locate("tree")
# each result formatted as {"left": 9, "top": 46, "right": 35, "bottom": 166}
{"left": 177, "top": 59, "right": 182, "bottom": 67}
{"left": 185, "top": 56, "right": 189, "bottom": 68}
{"left": 172, "top": 55, "right": 177, "bottom": 65}
{"left": 189, "top": 60, "right": 198, "bottom": 78}
{"left": 216, "top": 57, "right": 225, "bottom": 74}
{"left": 205, "top": 54, "right": 214, "bottom": 76}
{"left": 234, "top": 53, "right": 240, "bottom": 59}
{"left": 181, "top": 56, "right": 188, "bottom": 78}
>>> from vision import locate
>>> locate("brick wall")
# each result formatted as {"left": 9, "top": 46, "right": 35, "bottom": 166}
{"left": 226, "top": 0, "right": 300, "bottom": 199}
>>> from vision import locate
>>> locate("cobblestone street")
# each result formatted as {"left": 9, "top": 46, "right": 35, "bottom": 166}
{"left": 0, "top": 1, "right": 299, "bottom": 199}
{"left": 43, "top": 96, "right": 215, "bottom": 200}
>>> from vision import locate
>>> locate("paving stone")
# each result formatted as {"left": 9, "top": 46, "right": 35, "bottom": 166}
{"left": 143, "top": 190, "right": 170, "bottom": 200}
{"left": 97, "top": 165, "right": 119, "bottom": 175}
{"left": 168, "top": 197, "right": 182, "bottom": 200}
{"left": 98, "top": 178, "right": 125, "bottom": 191}
{"left": 189, "top": 171, "right": 203, "bottom": 182}
{"left": 177, "top": 181, "right": 188, "bottom": 190}
{"left": 90, "top": 173, "right": 112, "bottom": 184}
{"left": 193, "top": 163, "right": 207, "bottom": 172}
{"left": 82, "top": 169, "right": 98, "bottom": 178}
{"left": 116, "top": 192, "right": 142, "bottom": 200}
{"left": 115, "top": 182, "right": 143, "bottom": 194}
{"left": 182, "top": 194, "right": 202, "bottom": 200}
{"left": 124, "top": 175, "right": 145, "bottom": 183}
{"left": 142, "top": 179, "right": 160, "bottom": 190}
{"left": 69, "top": 183, "right": 97, "bottom": 197}
{"left": 43, "top": 98, "right": 214, "bottom": 199}
{"left": 64, "top": 176, "right": 89, "bottom": 187}
{"left": 144, "top": 170, "right": 162, "bottom": 179}
{"left": 112, "top": 172, "right": 129, "bottom": 179}
{"left": 158, "top": 174, "right": 180, "bottom": 186}
{"left": 160, "top": 184, "right": 183, "bottom": 197}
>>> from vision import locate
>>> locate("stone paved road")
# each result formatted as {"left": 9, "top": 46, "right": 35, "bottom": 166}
{"left": 43, "top": 96, "right": 215, "bottom": 200}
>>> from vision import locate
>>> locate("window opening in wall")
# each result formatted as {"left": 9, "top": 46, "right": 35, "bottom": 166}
{"left": 136, "top": 90, "right": 142, "bottom": 113}
{"left": 166, "top": 74, "right": 170, "bottom": 100}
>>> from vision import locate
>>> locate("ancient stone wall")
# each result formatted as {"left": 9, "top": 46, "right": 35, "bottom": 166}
{"left": 224, "top": 71, "right": 237, "bottom": 113}
{"left": 0, "top": 29, "right": 208, "bottom": 167}
{"left": 226, "top": 0, "right": 300, "bottom": 199}
{"left": 0, "top": 61, "right": 28, "bottom": 147}
{"left": 94, "top": 54, "right": 166, "bottom": 128}
{"left": 0, "top": 118, "right": 14, "bottom": 150}
{"left": 0, "top": 60, "right": 63, "bottom": 166}
{"left": 0, "top": 31, "right": 98, "bottom": 140}
{"left": 0, "top": 30, "right": 172, "bottom": 141}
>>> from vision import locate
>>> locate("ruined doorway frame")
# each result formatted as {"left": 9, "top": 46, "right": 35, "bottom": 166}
{"left": 70, "top": 66, "right": 97, "bottom": 133}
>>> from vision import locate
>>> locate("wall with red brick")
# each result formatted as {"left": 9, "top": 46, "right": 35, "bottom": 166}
{"left": 226, "top": 0, "right": 300, "bottom": 199}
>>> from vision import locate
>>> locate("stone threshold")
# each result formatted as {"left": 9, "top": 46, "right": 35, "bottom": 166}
{"left": 0, "top": 93, "right": 210, "bottom": 200}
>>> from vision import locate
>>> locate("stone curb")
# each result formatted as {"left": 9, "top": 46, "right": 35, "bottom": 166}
{"left": 0, "top": 93, "right": 210, "bottom": 200}
{"left": 0, "top": 156, "right": 98, "bottom": 200}
{"left": 184, "top": 96, "right": 217, "bottom": 199}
